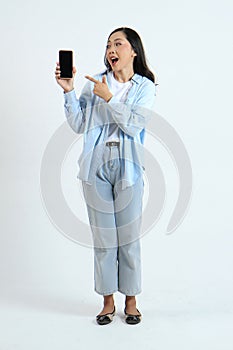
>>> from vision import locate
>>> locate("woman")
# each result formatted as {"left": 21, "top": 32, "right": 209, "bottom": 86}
{"left": 55, "top": 27, "right": 156, "bottom": 325}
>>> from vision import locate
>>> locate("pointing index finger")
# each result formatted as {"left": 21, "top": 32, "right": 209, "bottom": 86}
{"left": 85, "top": 75, "right": 99, "bottom": 84}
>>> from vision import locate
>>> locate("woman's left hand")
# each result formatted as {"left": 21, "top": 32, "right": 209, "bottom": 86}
{"left": 85, "top": 75, "right": 113, "bottom": 102}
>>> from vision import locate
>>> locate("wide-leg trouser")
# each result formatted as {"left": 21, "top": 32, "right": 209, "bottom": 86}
{"left": 82, "top": 145, "right": 144, "bottom": 296}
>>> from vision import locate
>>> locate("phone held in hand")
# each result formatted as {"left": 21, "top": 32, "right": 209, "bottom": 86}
{"left": 59, "top": 50, "right": 73, "bottom": 79}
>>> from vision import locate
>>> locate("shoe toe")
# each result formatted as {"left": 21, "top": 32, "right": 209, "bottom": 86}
{"left": 96, "top": 306, "right": 115, "bottom": 325}
{"left": 125, "top": 314, "right": 141, "bottom": 324}
{"left": 96, "top": 315, "right": 113, "bottom": 325}
{"left": 124, "top": 307, "right": 142, "bottom": 325}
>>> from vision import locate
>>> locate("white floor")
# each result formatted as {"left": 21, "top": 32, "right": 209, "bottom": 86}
{"left": 1, "top": 286, "right": 232, "bottom": 350}
{"left": 1, "top": 0, "right": 233, "bottom": 348}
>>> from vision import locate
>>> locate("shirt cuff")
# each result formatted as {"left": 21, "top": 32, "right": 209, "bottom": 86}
{"left": 64, "top": 89, "right": 76, "bottom": 104}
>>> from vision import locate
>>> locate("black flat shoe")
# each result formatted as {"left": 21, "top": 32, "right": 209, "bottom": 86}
{"left": 96, "top": 306, "right": 116, "bottom": 325}
{"left": 124, "top": 307, "right": 142, "bottom": 325}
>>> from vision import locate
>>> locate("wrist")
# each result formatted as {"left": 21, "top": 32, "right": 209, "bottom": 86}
{"left": 105, "top": 93, "right": 113, "bottom": 103}
{"left": 63, "top": 88, "right": 74, "bottom": 94}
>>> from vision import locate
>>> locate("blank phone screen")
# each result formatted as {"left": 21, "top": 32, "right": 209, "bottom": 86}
{"left": 59, "top": 50, "right": 73, "bottom": 78}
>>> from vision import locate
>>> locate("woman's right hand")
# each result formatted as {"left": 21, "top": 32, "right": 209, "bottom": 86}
{"left": 55, "top": 62, "right": 77, "bottom": 93}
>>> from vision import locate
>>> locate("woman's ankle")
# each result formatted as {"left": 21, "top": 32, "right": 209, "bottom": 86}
{"left": 103, "top": 294, "right": 114, "bottom": 306}
{"left": 125, "top": 295, "right": 136, "bottom": 303}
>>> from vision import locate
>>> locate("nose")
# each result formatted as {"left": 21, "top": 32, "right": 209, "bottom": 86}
{"left": 108, "top": 47, "right": 116, "bottom": 54}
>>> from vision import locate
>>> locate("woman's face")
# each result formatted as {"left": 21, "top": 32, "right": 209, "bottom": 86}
{"left": 106, "top": 31, "right": 137, "bottom": 73}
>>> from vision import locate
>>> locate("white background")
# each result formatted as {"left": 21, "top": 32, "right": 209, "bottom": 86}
{"left": 1, "top": 0, "right": 233, "bottom": 349}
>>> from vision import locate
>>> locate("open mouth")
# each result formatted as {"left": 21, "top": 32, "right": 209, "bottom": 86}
{"left": 110, "top": 57, "right": 119, "bottom": 66}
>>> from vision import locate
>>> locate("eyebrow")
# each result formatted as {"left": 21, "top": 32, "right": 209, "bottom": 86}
{"left": 107, "top": 38, "right": 124, "bottom": 43}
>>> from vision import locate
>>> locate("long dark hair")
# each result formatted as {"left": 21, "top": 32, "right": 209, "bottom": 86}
{"left": 104, "top": 27, "right": 155, "bottom": 83}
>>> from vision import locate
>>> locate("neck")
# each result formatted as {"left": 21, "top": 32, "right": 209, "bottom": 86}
{"left": 113, "top": 68, "right": 134, "bottom": 83}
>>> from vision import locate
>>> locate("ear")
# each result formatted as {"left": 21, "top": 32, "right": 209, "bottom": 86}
{"left": 132, "top": 51, "right": 137, "bottom": 57}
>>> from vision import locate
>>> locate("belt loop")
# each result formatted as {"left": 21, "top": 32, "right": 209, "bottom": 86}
{"left": 110, "top": 146, "right": 112, "bottom": 164}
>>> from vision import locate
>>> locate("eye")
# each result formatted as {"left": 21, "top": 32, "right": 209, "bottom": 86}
{"left": 115, "top": 42, "right": 122, "bottom": 46}
{"left": 106, "top": 44, "right": 111, "bottom": 49}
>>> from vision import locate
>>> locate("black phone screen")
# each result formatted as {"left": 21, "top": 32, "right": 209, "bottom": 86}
{"left": 59, "top": 50, "right": 73, "bottom": 79}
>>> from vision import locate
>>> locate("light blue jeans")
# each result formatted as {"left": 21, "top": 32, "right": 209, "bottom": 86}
{"left": 82, "top": 144, "right": 144, "bottom": 296}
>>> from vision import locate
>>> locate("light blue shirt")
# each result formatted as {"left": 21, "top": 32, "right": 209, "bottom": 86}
{"left": 64, "top": 71, "right": 156, "bottom": 189}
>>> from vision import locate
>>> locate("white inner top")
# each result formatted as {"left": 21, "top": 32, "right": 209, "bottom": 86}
{"left": 106, "top": 71, "right": 133, "bottom": 142}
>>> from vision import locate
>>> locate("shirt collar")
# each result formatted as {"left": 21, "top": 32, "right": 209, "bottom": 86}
{"left": 131, "top": 73, "right": 142, "bottom": 84}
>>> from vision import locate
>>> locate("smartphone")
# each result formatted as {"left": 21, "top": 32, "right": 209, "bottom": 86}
{"left": 59, "top": 50, "right": 73, "bottom": 79}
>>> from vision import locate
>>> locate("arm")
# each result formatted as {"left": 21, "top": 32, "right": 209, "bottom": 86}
{"left": 64, "top": 81, "right": 94, "bottom": 134}
{"left": 55, "top": 62, "right": 95, "bottom": 134}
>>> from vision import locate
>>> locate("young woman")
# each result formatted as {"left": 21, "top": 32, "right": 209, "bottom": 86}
{"left": 55, "top": 27, "right": 156, "bottom": 325}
